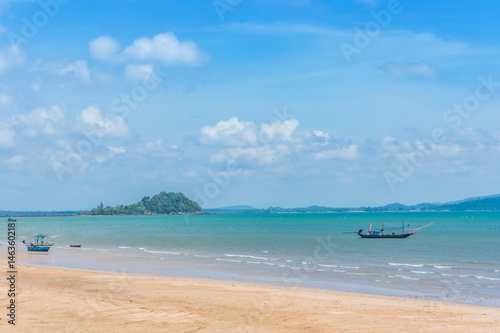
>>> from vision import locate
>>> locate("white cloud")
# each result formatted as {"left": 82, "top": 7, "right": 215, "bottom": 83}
{"left": 89, "top": 32, "right": 206, "bottom": 66}
{"left": 312, "top": 144, "right": 359, "bottom": 161}
{"left": 260, "top": 119, "right": 299, "bottom": 142}
{"left": 200, "top": 117, "right": 258, "bottom": 146}
{"left": 313, "top": 130, "right": 330, "bottom": 140}
{"left": 200, "top": 117, "right": 354, "bottom": 166}
{"left": 36, "top": 59, "right": 92, "bottom": 84}
{"left": 80, "top": 105, "right": 129, "bottom": 137}
{"left": 210, "top": 145, "right": 289, "bottom": 165}
{"left": 380, "top": 61, "right": 437, "bottom": 79}
{"left": 125, "top": 63, "right": 154, "bottom": 81}
{"left": 16, "top": 105, "right": 65, "bottom": 136}
{"left": 89, "top": 36, "right": 121, "bottom": 62}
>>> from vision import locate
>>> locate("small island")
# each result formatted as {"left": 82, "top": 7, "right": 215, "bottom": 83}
{"left": 83, "top": 191, "right": 204, "bottom": 216}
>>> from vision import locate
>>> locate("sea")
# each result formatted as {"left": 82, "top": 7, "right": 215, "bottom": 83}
{"left": 3, "top": 212, "right": 499, "bottom": 307}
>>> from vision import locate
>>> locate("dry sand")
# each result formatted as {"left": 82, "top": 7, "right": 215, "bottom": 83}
{"left": 1, "top": 264, "right": 499, "bottom": 332}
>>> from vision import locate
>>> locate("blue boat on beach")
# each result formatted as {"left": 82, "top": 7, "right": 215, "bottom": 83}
{"left": 23, "top": 234, "right": 54, "bottom": 252}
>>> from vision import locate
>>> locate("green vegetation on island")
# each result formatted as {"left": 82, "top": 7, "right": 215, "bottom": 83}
{"left": 85, "top": 191, "right": 203, "bottom": 216}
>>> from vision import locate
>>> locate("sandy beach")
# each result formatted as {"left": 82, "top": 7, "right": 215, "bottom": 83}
{"left": 0, "top": 263, "right": 498, "bottom": 333}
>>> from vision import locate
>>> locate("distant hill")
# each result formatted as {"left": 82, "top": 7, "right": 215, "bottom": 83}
{"left": 425, "top": 196, "right": 500, "bottom": 211}
{"left": 214, "top": 205, "right": 256, "bottom": 211}
{"left": 84, "top": 191, "right": 202, "bottom": 215}
{"left": 207, "top": 193, "right": 500, "bottom": 213}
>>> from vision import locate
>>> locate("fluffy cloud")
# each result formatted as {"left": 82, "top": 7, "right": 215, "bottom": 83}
{"left": 200, "top": 117, "right": 258, "bottom": 146}
{"left": 88, "top": 36, "right": 121, "bottom": 62}
{"left": 16, "top": 105, "right": 65, "bottom": 136}
{"left": 199, "top": 117, "right": 358, "bottom": 165}
{"left": 89, "top": 32, "right": 206, "bottom": 66}
{"left": 80, "top": 105, "right": 129, "bottom": 137}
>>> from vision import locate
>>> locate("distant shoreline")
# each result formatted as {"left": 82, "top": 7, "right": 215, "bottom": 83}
{"left": 2, "top": 212, "right": 216, "bottom": 218}
{"left": 4, "top": 210, "right": 500, "bottom": 218}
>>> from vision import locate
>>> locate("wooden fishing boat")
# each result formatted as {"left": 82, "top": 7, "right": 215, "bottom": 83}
{"left": 23, "top": 234, "right": 54, "bottom": 252}
{"left": 69, "top": 245, "right": 81, "bottom": 247}
{"left": 357, "top": 221, "right": 433, "bottom": 239}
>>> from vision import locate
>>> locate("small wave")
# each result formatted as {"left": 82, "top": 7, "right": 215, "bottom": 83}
{"left": 139, "top": 247, "right": 146, "bottom": 250}
{"left": 390, "top": 275, "right": 420, "bottom": 281}
{"left": 411, "top": 270, "right": 435, "bottom": 275}
{"left": 144, "top": 250, "right": 181, "bottom": 255}
{"left": 318, "top": 264, "right": 359, "bottom": 270}
{"left": 346, "top": 272, "right": 371, "bottom": 276}
{"left": 314, "top": 268, "right": 346, "bottom": 273}
{"left": 375, "top": 280, "right": 392, "bottom": 284}
{"left": 224, "top": 254, "right": 268, "bottom": 260}
{"left": 432, "top": 265, "right": 468, "bottom": 270}
{"left": 118, "top": 246, "right": 131, "bottom": 249}
{"left": 474, "top": 276, "right": 500, "bottom": 281}
{"left": 216, "top": 258, "right": 243, "bottom": 263}
{"left": 388, "top": 263, "right": 424, "bottom": 267}
{"left": 495, "top": 270, "right": 500, "bottom": 273}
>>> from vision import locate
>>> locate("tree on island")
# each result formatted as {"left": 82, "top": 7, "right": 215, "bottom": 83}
{"left": 86, "top": 192, "right": 202, "bottom": 215}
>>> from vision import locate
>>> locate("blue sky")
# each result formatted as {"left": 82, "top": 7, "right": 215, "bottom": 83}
{"left": 1, "top": 0, "right": 500, "bottom": 210}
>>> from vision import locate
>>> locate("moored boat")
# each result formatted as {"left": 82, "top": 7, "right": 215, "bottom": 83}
{"left": 8, "top": 217, "right": 16, "bottom": 221}
{"left": 356, "top": 221, "right": 433, "bottom": 239}
{"left": 23, "top": 234, "right": 54, "bottom": 252}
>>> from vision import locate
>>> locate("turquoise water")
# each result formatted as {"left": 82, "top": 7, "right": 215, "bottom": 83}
{"left": 3, "top": 212, "right": 500, "bottom": 306}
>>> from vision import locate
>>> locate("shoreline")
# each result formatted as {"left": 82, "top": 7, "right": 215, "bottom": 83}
{"left": 3, "top": 263, "right": 500, "bottom": 332}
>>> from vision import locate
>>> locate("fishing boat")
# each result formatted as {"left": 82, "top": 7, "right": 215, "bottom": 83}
{"left": 356, "top": 221, "right": 434, "bottom": 239}
{"left": 22, "top": 234, "right": 54, "bottom": 252}
{"left": 69, "top": 245, "right": 81, "bottom": 248}
{"left": 7, "top": 217, "right": 16, "bottom": 222}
